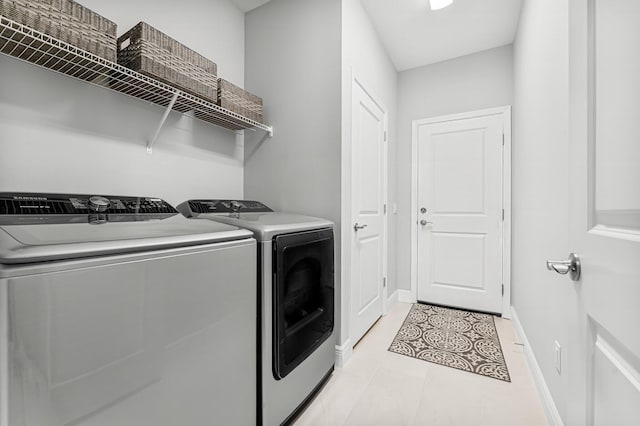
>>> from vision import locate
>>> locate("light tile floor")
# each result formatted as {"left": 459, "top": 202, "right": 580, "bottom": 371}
{"left": 294, "top": 302, "right": 548, "bottom": 426}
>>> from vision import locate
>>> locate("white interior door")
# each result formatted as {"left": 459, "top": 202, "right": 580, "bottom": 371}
{"left": 566, "top": 0, "right": 640, "bottom": 424}
{"left": 350, "top": 78, "right": 387, "bottom": 345}
{"left": 416, "top": 110, "right": 506, "bottom": 314}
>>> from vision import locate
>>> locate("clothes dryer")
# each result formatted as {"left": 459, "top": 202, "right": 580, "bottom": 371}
{"left": 178, "top": 199, "right": 335, "bottom": 426}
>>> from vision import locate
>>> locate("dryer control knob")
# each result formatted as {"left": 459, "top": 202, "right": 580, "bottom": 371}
{"left": 87, "top": 196, "right": 110, "bottom": 212}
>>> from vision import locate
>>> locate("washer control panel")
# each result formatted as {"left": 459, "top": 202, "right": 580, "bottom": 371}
{"left": 0, "top": 192, "right": 177, "bottom": 224}
{"left": 187, "top": 199, "right": 273, "bottom": 214}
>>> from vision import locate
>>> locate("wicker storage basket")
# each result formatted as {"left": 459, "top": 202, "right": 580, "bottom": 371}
{"left": 0, "top": 0, "right": 116, "bottom": 61}
{"left": 217, "top": 79, "right": 263, "bottom": 123}
{"left": 117, "top": 22, "right": 218, "bottom": 103}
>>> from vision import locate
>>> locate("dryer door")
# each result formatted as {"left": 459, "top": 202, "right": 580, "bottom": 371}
{"left": 272, "top": 228, "right": 334, "bottom": 380}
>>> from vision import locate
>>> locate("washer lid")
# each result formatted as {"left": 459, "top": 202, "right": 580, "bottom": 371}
{"left": 0, "top": 213, "right": 253, "bottom": 264}
{"left": 192, "top": 212, "right": 334, "bottom": 242}
{"left": 0, "top": 192, "right": 253, "bottom": 263}
{"left": 177, "top": 199, "right": 334, "bottom": 241}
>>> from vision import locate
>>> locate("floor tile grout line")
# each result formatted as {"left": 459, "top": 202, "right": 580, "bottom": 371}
{"left": 341, "top": 304, "right": 425, "bottom": 425}
{"left": 338, "top": 354, "right": 384, "bottom": 424}
{"left": 409, "top": 364, "right": 432, "bottom": 426}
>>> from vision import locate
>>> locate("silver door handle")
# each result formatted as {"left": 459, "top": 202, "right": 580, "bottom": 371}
{"left": 546, "top": 253, "right": 581, "bottom": 281}
{"left": 354, "top": 223, "right": 368, "bottom": 231}
{"left": 420, "top": 220, "right": 433, "bottom": 226}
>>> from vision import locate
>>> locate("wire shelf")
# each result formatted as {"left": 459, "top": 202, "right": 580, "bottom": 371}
{"left": 0, "top": 16, "right": 273, "bottom": 141}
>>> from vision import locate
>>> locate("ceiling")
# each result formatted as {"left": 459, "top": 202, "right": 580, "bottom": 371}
{"left": 231, "top": 0, "right": 523, "bottom": 71}
{"left": 230, "top": 0, "right": 271, "bottom": 13}
{"left": 361, "top": 0, "right": 523, "bottom": 71}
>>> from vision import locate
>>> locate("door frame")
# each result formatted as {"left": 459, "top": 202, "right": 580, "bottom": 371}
{"left": 410, "top": 106, "right": 512, "bottom": 317}
{"left": 342, "top": 70, "right": 389, "bottom": 355}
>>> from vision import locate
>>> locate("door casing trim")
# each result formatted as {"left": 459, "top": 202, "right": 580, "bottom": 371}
{"left": 410, "top": 106, "right": 512, "bottom": 317}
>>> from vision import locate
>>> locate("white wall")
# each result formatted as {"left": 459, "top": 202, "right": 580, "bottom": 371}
{"left": 243, "top": 0, "right": 342, "bottom": 331}
{"left": 512, "top": 0, "right": 570, "bottom": 420}
{"left": 0, "top": 0, "right": 246, "bottom": 207}
{"left": 341, "top": 0, "right": 398, "bottom": 345}
{"left": 396, "top": 45, "right": 514, "bottom": 293}
{"left": 244, "top": 0, "right": 341, "bottom": 220}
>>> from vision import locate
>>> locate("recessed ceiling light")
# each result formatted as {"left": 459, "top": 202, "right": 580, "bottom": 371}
{"left": 430, "top": 0, "right": 453, "bottom": 10}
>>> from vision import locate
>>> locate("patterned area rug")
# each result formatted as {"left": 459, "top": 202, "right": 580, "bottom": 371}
{"left": 388, "top": 303, "right": 511, "bottom": 382}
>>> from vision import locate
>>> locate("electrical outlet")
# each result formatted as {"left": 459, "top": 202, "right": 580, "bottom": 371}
{"left": 554, "top": 341, "right": 562, "bottom": 374}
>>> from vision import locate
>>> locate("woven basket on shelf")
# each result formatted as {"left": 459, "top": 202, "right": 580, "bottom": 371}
{"left": 0, "top": 0, "right": 116, "bottom": 61}
{"left": 217, "top": 79, "right": 263, "bottom": 123}
{"left": 117, "top": 22, "right": 218, "bottom": 103}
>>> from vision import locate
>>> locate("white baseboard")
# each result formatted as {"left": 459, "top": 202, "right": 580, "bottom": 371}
{"left": 510, "top": 307, "right": 564, "bottom": 426}
{"left": 335, "top": 339, "right": 353, "bottom": 368}
{"left": 397, "top": 289, "right": 414, "bottom": 304}
{"left": 385, "top": 289, "right": 399, "bottom": 312}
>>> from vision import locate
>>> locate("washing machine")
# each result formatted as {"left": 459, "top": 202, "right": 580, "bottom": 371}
{"left": 0, "top": 192, "right": 257, "bottom": 426}
{"left": 177, "top": 199, "right": 335, "bottom": 426}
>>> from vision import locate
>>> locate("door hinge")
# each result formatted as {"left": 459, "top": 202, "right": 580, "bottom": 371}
{"left": 502, "top": 133, "right": 505, "bottom": 146}
{"left": 502, "top": 284, "right": 504, "bottom": 296}
{"left": 502, "top": 209, "right": 505, "bottom": 221}
{"left": 384, "top": 131, "right": 387, "bottom": 142}
{"left": 384, "top": 204, "right": 387, "bottom": 214}
{"left": 383, "top": 277, "right": 387, "bottom": 288}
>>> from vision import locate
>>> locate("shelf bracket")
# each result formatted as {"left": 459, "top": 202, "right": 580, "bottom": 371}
{"left": 237, "top": 126, "right": 273, "bottom": 138}
{"left": 147, "top": 91, "right": 180, "bottom": 154}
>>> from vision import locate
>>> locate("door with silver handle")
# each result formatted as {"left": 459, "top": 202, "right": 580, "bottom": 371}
{"left": 546, "top": 253, "right": 581, "bottom": 281}
{"left": 353, "top": 223, "right": 368, "bottom": 232}
{"left": 419, "top": 206, "right": 431, "bottom": 227}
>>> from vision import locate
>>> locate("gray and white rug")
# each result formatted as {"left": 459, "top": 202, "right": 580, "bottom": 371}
{"left": 388, "top": 303, "right": 511, "bottom": 382}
